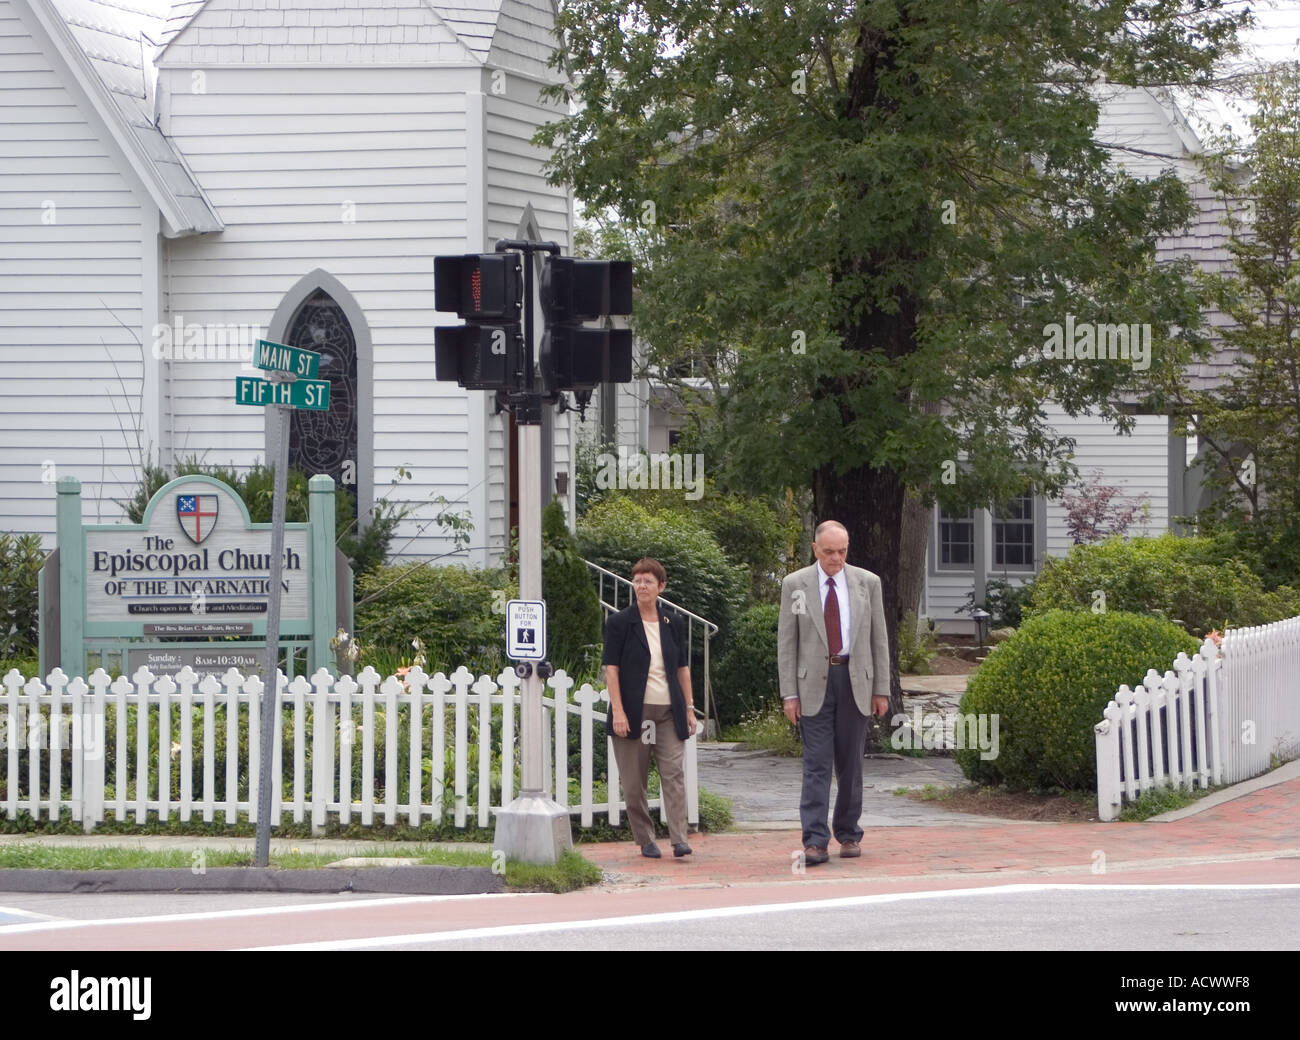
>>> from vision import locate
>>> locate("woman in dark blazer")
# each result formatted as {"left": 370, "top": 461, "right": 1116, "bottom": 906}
{"left": 603, "top": 558, "right": 696, "bottom": 859}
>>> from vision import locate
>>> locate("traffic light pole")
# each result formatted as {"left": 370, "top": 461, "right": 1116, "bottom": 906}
{"left": 492, "top": 238, "right": 574, "bottom": 865}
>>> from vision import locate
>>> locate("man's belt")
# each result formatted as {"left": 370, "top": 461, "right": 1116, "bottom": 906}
{"left": 829, "top": 654, "right": 850, "bottom": 666}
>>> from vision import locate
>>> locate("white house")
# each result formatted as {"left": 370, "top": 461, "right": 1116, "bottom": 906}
{"left": 1, "top": 0, "right": 578, "bottom": 566}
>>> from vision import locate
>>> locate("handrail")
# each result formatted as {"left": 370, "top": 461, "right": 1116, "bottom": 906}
{"left": 584, "top": 560, "right": 720, "bottom": 735}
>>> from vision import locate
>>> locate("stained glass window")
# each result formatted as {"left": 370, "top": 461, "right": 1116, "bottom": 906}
{"left": 284, "top": 289, "right": 358, "bottom": 516}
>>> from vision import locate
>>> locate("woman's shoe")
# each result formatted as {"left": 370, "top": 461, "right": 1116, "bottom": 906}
{"left": 641, "top": 842, "right": 662, "bottom": 858}
{"left": 673, "top": 842, "right": 692, "bottom": 857}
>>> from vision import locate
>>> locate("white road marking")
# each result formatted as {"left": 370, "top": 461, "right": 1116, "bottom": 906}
{"left": 0, "top": 892, "right": 529, "bottom": 936}
{"left": 244, "top": 884, "right": 1300, "bottom": 950}
{"left": 0, "top": 905, "right": 60, "bottom": 924}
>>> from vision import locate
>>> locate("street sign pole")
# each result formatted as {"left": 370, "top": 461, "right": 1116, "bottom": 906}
{"left": 255, "top": 393, "right": 290, "bottom": 867}
{"left": 234, "top": 339, "right": 324, "bottom": 867}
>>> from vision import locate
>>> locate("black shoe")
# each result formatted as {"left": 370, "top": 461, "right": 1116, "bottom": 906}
{"left": 673, "top": 842, "right": 693, "bottom": 857}
{"left": 641, "top": 842, "right": 662, "bottom": 858}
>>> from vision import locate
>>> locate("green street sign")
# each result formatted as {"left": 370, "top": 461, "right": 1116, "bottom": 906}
{"left": 234, "top": 376, "right": 331, "bottom": 411}
{"left": 254, "top": 339, "right": 320, "bottom": 379}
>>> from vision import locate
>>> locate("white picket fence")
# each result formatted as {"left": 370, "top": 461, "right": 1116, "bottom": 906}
{"left": 0, "top": 665, "right": 699, "bottom": 833}
{"left": 1094, "top": 616, "right": 1300, "bottom": 820}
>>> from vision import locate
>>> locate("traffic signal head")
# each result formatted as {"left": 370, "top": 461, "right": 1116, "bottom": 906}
{"left": 435, "top": 254, "right": 522, "bottom": 319}
{"left": 435, "top": 325, "right": 522, "bottom": 390}
{"left": 435, "top": 252, "right": 524, "bottom": 391}
{"left": 540, "top": 326, "right": 633, "bottom": 391}
{"left": 539, "top": 258, "right": 633, "bottom": 323}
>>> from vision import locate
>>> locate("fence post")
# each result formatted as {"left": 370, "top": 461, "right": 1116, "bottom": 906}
{"left": 1095, "top": 700, "right": 1123, "bottom": 821}
{"left": 498, "top": 668, "right": 520, "bottom": 808}
{"left": 310, "top": 668, "right": 333, "bottom": 833}
{"left": 550, "top": 670, "right": 575, "bottom": 808}
{"left": 474, "top": 673, "right": 496, "bottom": 828}
{"left": 83, "top": 669, "right": 109, "bottom": 832}
{"left": 406, "top": 666, "right": 428, "bottom": 828}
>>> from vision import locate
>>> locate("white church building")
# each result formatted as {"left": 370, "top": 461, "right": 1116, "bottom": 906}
{"left": 0, "top": 0, "right": 627, "bottom": 566}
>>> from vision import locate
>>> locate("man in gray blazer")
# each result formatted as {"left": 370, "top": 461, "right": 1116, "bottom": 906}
{"left": 778, "top": 520, "right": 891, "bottom": 864}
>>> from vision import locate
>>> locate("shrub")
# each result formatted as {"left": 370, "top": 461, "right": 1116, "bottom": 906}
{"left": 354, "top": 564, "right": 516, "bottom": 673}
{"left": 577, "top": 496, "right": 747, "bottom": 652}
{"left": 1027, "top": 534, "right": 1300, "bottom": 636}
{"left": 897, "top": 610, "right": 939, "bottom": 674}
{"left": 542, "top": 500, "right": 604, "bottom": 673}
{"left": 712, "top": 603, "right": 780, "bottom": 725}
{"left": 0, "top": 533, "right": 43, "bottom": 661}
{"left": 961, "top": 576, "right": 1032, "bottom": 629}
{"left": 955, "top": 609, "right": 1198, "bottom": 791}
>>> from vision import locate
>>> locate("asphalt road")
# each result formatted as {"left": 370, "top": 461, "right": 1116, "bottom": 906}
{"left": 2, "top": 856, "right": 1297, "bottom": 952}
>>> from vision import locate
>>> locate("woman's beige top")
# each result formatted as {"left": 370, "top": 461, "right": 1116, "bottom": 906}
{"left": 641, "top": 619, "right": 671, "bottom": 705}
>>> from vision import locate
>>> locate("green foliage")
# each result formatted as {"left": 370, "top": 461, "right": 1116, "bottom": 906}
{"left": 962, "top": 577, "right": 1033, "bottom": 629}
{"left": 0, "top": 533, "right": 44, "bottom": 661}
{"left": 712, "top": 603, "right": 780, "bottom": 725}
{"left": 1027, "top": 534, "right": 1300, "bottom": 636}
{"left": 897, "top": 610, "right": 939, "bottom": 674}
{"left": 1116, "top": 783, "right": 1207, "bottom": 822}
{"left": 679, "top": 489, "right": 799, "bottom": 605}
{"left": 697, "top": 787, "right": 734, "bottom": 833}
{"left": 577, "top": 496, "right": 747, "bottom": 648}
{"left": 574, "top": 430, "right": 617, "bottom": 519}
{"left": 719, "top": 702, "right": 802, "bottom": 757}
{"left": 354, "top": 564, "right": 516, "bottom": 673}
{"left": 504, "top": 850, "right": 603, "bottom": 893}
{"left": 1180, "top": 66, "right": 1300, "bottom": 591}
{"left": 541, "top": 499, "right": 604, "bottom": 673}
{"left": 538, "top": 0, "right": 1241, "bottom": 532}
{"left": 956, "top": 609, "right": 1198, "bottom": 790}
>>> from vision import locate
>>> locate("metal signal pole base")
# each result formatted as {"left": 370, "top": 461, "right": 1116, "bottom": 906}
{"left": 493, "top": 795, "right": 573, "bottom": 866}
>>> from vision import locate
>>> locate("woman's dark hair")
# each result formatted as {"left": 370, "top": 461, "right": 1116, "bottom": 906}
{"left": 631, "top": 558, "right": 667, "bottom": 584}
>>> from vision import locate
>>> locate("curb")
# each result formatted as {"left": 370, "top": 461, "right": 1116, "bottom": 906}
{"left": 0, "top": 866, "right": 506, "bottom": 896}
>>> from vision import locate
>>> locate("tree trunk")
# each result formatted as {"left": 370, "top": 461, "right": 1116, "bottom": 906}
{"left": 896, "top": 489, "right": 929, "bottom": 623}
{"left": 813, "top": 463, "right": 906, "bottom": 751}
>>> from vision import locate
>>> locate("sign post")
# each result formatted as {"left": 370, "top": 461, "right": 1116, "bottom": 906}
{"left": 237, "top": 339, "right": 324, "bottom": 867}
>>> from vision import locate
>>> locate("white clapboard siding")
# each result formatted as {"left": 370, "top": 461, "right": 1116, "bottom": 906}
{"left": 0, "top": 664, "right": 700, "bottom": 834}
{"left": 1095, "top": 618, "right": 1300, "bottom": 820}
{"left": 1040, "top": 404, "right": 1171, "bottom": 559}
{"left": 0, "top": 0, "right": 147, "bottom": 539}
{"left": 160, "top": 62, "right": 477, "bottom": 562}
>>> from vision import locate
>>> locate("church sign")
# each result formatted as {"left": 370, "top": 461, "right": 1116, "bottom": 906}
{"left": 41, "top": 474, "right": 345, "bottom": 680}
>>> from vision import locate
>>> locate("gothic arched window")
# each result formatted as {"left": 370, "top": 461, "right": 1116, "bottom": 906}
{"left": 283, "top": 289, "right": 358, "bottom": 515}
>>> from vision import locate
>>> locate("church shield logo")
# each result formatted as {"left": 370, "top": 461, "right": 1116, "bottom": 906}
{"left": 176, "top": 494, "right": 219, "bottom": 544}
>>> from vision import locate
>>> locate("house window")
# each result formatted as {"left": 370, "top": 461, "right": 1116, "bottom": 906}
{"left": 994, "top": 494, "right": 1035, "bottom": 568}
{"left": 939, "top": 508, "right": 974, "bottom": 569}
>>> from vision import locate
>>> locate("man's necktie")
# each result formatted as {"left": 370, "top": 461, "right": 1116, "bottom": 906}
{"left": 825, "top": 577, "right": 842, "bottom": 657}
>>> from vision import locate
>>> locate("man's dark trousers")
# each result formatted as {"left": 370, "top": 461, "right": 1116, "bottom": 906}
{"left": 798, "top": 663, "right": 869, "bottom": 849}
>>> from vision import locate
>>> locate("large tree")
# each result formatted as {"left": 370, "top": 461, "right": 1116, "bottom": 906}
{"left": 1175, "top": 65, "right": 1300, "bottom": 586}
{"left": 539, "top": 0, "right": 1247, "bottom": 704}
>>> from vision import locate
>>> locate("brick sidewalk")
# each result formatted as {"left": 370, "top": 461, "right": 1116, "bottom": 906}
{"left": 580, "top": 775, "right": 1300, "bottom": 888}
